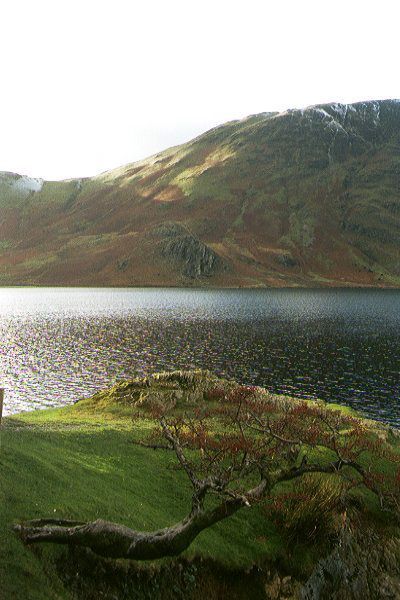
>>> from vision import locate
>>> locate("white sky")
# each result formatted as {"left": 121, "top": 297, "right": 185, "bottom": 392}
{"left": 0, "top": 0, "right": 398, "bottom": 181}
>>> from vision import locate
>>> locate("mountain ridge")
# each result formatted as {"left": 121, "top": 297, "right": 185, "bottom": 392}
{"left": 1, "top": 99, "right": 399, "bottom": 287}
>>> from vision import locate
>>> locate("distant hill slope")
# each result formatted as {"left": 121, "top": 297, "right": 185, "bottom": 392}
{"left": 1, "top": 99, "right": 399, "bottom": 287}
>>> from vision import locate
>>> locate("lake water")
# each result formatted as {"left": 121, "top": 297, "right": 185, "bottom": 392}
{"left": 0, "top": 288, "right": 399, "bottom": 427}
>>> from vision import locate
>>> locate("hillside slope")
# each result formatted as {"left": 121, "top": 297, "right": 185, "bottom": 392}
{"left": 1, "top": 99, "right": 399, "bottom": 287}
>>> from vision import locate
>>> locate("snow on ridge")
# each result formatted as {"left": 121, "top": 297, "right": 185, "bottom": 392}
{"left": 328, "top": 103, "right": 348, "bottom": 120}
{"left": 267, "top": 99, "right": 400, "bottom": 141}
{"left": 13, "top": 175, "right": 43, "bottom": 194}
{"left": 372, "top": 101, "right": 381, "bottom": 125}
{"left": 272, "top": 99, "right": 400, "bottom": 124}
{"left": 0, "top": 172, "right": 43, "bottom": 194}
{"left": 304, "top": 107, "right": 349, "bottom": 135}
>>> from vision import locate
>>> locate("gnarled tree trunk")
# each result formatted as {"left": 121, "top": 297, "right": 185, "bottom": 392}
{"left": 14, "top": 480, "right": 267, "bottom": 560}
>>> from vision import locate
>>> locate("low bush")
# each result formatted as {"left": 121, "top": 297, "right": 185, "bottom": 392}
{"left": 266, "top": 474, "right": 344, "bottom": 543}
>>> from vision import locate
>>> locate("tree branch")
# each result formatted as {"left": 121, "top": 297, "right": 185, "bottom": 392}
{"left": 14, "top": 479, "right": 268, "bottom": 560}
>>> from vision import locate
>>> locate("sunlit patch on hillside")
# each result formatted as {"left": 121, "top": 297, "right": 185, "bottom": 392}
{"left": 153, "top": 185, "right": 185, "bottom": 202}
{"left": 172, "top": 146, "right": 236, "bottom": 196}
{"left": 95, "top": 144, "right": 192, "bottom": 187}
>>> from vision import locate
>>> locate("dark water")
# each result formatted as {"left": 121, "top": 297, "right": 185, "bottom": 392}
{"left": 0, "top": 288, "right": 399, "bottom": 427}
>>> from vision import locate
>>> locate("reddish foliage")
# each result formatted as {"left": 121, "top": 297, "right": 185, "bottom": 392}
{"left": 133, "top": 383, "right": 400, "bottom": 519}
{"left": 206, "top": 386, "right": 227, "bottom": 401}
{"left": 227, "top": 385, "right": 258, "bottom": 404}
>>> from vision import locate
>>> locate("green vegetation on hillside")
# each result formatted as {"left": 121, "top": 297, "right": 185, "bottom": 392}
{"left": 0, "top": 100, "right": 399, "bottom": 287}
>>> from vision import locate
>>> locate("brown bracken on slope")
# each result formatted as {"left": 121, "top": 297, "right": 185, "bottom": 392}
{"left": 0, "top": 99, "right": 399, "bottom": 287}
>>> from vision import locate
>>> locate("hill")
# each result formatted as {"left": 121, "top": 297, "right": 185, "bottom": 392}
{"left": 1, "top": 99, "right": 399, "bottom": 287}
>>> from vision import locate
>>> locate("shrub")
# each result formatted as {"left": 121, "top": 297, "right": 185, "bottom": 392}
{"left": 205, "top": 386, "right": 227, "bottom": 401}
{"left": 267, "top": 474, "right": 344, "bottom": 543}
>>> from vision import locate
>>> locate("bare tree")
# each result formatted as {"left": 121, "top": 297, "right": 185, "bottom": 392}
{"left": 14, "top": 386, "right": 400, "bottom": 559}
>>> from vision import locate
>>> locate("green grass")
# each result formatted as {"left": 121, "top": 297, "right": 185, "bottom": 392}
{"left": 20, "top": 254, "right": 58, "bottom": 270}
{"left": 29, "top": 181, "right": 81, "bottom": 206}
{"left": 1, "top": 373, "right": 399, "bottom": 600}
{"left": 0, "top": 406, "right": 281, "bottom": 600}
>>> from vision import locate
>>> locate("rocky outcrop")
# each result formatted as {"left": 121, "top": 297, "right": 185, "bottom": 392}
{"left": 264, "top": 529, "right": 400, "bottom": 599}
{"left": 265, "top": 572, "right": 300, "bottom": 599}
{"left": 275, "top": 252, "right": 299, "bottom": 268}
{"left": 301, "top": 529, "right": 400, "bottom": 600}
{"left": 154, "top": 222, "right": 226, "bottom": 278}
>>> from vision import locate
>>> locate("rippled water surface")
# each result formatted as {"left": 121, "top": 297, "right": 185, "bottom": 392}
{"left": 0, "top": 288, "right": 399, "bottom": 426}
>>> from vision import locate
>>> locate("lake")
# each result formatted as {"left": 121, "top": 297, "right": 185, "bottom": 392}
{"left": 0, "top": 287, "right": 399, "bottom": 426}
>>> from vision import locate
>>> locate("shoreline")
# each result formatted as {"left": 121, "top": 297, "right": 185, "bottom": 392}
{"left": 1, "top": 283, "right": 400, "bottom": 290}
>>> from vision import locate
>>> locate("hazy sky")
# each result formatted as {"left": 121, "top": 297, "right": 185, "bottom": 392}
{"left": 1, "top": 0, "right": 398, "bottom": 180}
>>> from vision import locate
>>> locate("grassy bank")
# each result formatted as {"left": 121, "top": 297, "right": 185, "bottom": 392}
{"left": 0, "top": 408, "right": 280, "bottom": 599}
{"left": 0, "top": 372, "right": 399, "bottom": 599}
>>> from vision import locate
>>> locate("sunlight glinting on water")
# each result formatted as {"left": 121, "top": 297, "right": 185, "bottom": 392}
{"left": 0, "top": 287, "right": 399, "bottom": 426}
